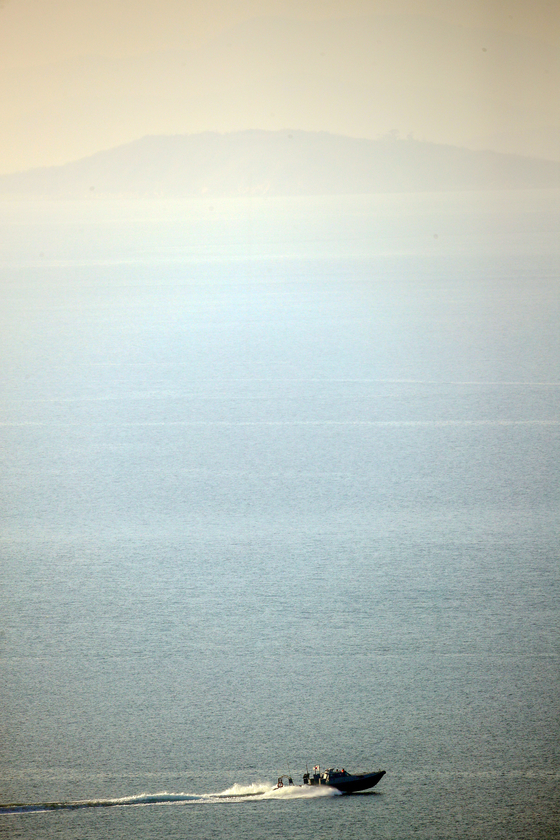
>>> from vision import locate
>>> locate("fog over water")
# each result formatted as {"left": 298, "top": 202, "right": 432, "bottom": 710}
{"left": 1, "top": 191, "right": 559, "bottom": 839}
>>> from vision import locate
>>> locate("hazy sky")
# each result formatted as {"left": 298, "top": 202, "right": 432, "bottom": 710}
{"left": 1, "top": 0, "right": 559, "bottom": 173}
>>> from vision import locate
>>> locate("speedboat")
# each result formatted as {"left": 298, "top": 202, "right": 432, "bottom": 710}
{"left": 302, "top": 766, "right": 385, "bottom": 793}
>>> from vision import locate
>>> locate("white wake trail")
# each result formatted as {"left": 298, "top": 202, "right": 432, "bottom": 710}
{"left": 0, "top": 781, "right": 339, "bottom": 815}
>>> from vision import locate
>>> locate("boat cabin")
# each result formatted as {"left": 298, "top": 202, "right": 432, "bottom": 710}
{"left": 303, "top": 767, "right": 348, "bottom": 785}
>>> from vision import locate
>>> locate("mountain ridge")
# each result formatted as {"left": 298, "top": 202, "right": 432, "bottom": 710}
{"left": 1, "top": 130, "right": 558, "bottom": 198}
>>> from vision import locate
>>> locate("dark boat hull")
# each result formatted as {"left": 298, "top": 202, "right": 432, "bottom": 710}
{"left": 327, "top": 770, "right": 385, "bottom": 793}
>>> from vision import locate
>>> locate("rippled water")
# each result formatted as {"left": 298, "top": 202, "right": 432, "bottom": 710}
{"left": 1, "top": 192, "right": 559, "bottom": 839}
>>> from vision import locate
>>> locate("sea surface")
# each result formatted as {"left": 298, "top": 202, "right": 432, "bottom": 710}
{"left": 1, "top": 191, "right": 559, "bottom": 839}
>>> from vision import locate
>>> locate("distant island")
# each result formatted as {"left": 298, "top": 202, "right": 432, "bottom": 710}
{"left": 1, "top": 130, "right": 559, "bottom": 198}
